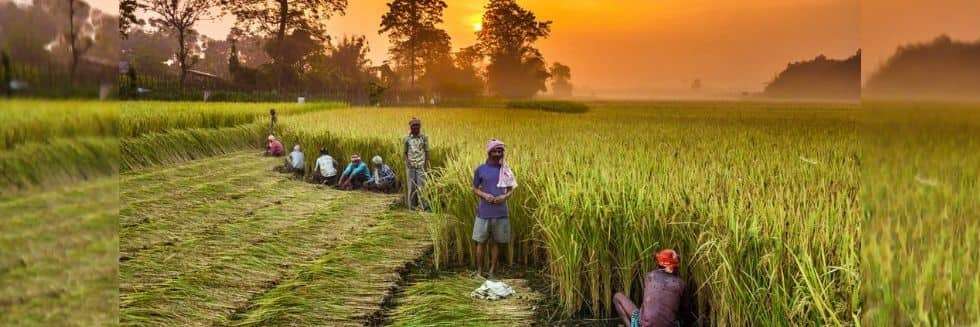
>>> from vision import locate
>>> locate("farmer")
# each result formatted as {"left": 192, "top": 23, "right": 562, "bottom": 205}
{"left": 313, "top": 148, "right": 338, "bottom": 185}
{"left": 613, "top": 249, "right": 687, "bottom": 327}
{"left": 472, "top": 139, "right": 516, "bottom": 278}
{"left": 284, "top": 144, "right": 305, "bottom": 175}
{"left": 366, "top": 155, "right": 397, "bottom": 193}
{"left": 268, "top": 108, "right": 278, "bottom": 136}
{"left": 338, "top": 154, "right": 371, "bottom": 190}
{"left": 403, "top": 117, "right": 429, "bottom": 210}
{"left": 266, "top": 135, "right": 284, "bottom": 156}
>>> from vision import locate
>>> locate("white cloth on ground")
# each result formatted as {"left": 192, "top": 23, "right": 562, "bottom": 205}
{"left": 471, "top": 280, "right": 515, "bottom": 301}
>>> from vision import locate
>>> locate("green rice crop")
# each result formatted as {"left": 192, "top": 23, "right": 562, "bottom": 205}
{"left": 274, "top": 101, "right": 974, "bottom": 325}
{"left": 860, "top": 102, "right": 979, "bottom": 325}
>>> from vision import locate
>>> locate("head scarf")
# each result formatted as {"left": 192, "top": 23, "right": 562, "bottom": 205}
{"left": 293, "top": 145, "right": 301, "bottom": 151}
{"left": 486, "top": 139, "right": 505, "bottom": 154}
{"left": 410, "top": 117, "right": 421, "bottom": 126}
{"left": 372, "top": 155, "right": 383, "bottom": 165}
{"left": 486, "top": 139, "right": 517, "bottom": 188}
{"left": 268, "top": 135, "right": 276, "bottom": 141}
{"left": 656, "top": 249, "right": 680, "bottom": 271}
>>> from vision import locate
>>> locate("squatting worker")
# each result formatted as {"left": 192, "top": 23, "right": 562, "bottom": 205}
{"left": 471, "top": 139, "right": 517, "bottom": 278}
{"left": 366, "top": 155, "right": 397, "bottom": 193}
{"left": 338, "top": 154, "right": 371, "bottom": 190}
{"left": 613, "top": 249, "right": 686, "bottom": 327}
{"left": 314, "top": 148, "right": 338, "bottom": 185}
{"left": 266, "top": 135, "right": 284, "bottom": 156}
{"left": 285, "top": 144, "right": 305, "bottom": 175}
{"left": 403, "top": 117, "right": 429, "bottom": 210}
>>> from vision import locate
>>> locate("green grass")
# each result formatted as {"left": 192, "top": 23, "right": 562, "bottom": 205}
{"left": 0, "top": 179, "right": 119, "bottom": 326}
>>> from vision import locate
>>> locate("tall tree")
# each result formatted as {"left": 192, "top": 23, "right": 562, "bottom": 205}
{"left": 140, "top": 0, "right": 218, "bottom": 88}
{"left": 379, "top": 0, "right": 448, "bottom": 88}
{"left": 119, "top": 0, "right": 142, "bottom": 38}
{"left": 477, "top": 0, "right": 551, "bottom": 98}
{"left": 549, "top": 62, "right": 572, "bottom": 97}
{"left": 65, "top": 0, "right": 93, "bottom": 84}
{"left": 226, "top": 0, "right": 347, "bottom": 90}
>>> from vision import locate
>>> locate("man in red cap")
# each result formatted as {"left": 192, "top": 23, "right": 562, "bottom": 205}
{"left": 613, "top": 249, "right": 687, "bottom": 327}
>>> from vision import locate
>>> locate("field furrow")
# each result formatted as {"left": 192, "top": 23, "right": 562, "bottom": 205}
{"left": 229, "top": 211, "right": 433, "bottom": 326}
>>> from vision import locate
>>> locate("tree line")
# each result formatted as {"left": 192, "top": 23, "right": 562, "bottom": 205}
{"left": 119, "top": 0, "right": 575, "bottom": 101}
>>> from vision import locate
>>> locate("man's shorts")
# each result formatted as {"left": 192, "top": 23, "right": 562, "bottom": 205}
{"left": 472, "top": 217, "right": 511, "bottom": 244}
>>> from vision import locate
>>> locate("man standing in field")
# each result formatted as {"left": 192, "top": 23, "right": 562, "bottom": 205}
{"left": 612, "top": 249, "right": 687, "bottom": 327}
{"left": 404, "top": 117, "right": 429, "bottom": 210}
{"left": 268, "top": 108, "right": 278, "bottom": 136}
{"left": 472, "top": 139, "right": 516, "bottom": 278}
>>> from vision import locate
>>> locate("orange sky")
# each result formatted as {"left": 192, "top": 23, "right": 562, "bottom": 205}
{"left": 85, "top": 0, "right": 974, "bottom": 96}
{"left": 861, "top": 0, "right": 980, "bottom": 83}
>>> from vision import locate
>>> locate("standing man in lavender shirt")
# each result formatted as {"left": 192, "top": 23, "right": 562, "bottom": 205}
{"left": 471, "top": 139, "right": 516, "bottom": 278}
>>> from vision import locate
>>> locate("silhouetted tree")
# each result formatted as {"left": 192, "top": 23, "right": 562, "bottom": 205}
{"left": 226, "top": 0, "right": 347, "bottom": 90}
{"left": 119, "top": 0, "right": 142, "bottom": 38}
{"left": 764, "top": 51, "right": 860, "bottom": 100}
{"left": 866, "top": 35, "right": 980, "bottom": 99}
{"left": 139, "top": 0, "right": 218, "bottom": 89}
{"left": 477, "top": 0, "right": 552, "bottom": 98}
{"left": 1, "top": 51, "right": 10, "bottom": 97}
{"left": 549, "top": 62, "right": 571, "bottom": 97}
{"left": 379, "top": 0, "right": 448, "bottom": 88}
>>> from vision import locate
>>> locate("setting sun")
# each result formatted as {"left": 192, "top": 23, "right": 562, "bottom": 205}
{"left": 472, "top": 22, "right": 483, "bottom": 32}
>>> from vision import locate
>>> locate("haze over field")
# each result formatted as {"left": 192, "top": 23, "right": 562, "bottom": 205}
{"left": 87, "top": 0, "right": 860, "bottom": 98}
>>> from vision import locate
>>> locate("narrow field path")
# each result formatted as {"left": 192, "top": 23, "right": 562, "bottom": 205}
{"left": 388, "top": 274, "right": 541, "bottom": 327}
{"left": 0, "top": 179, "right": 118, "bottom": 326}
{"left": 120, "top": 151, "right": 433, "bottom": 327}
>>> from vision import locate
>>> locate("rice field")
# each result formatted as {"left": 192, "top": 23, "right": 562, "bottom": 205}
{"left": 1, "top": 99, "right": 977, "bottom": 326}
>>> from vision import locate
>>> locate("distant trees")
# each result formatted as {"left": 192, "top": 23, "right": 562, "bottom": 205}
{"left": 477, "top": 0, "right": 552, "bottom": 98}
{"left": 379, "top": 0, "right": 449, "bottom": 88}
{"left": 865, "top": 35, "right": 980, "bottom": 99}
{"left": 549, "top": 62, "right": 572, "bottom": 97}
{"left": 226, "top": 0, "right": 347, "bottom": 89}
{"left": 764, "top": 51, "right": 860, "bottom": 100}
{"left": 139, "top": 0, "right": 219, "bottom": 88}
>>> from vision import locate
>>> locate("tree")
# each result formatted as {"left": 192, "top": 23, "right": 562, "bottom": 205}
{"left": 65, "top": 0, "right": 93, "bottom": 84}
{"left": 226, "top": 0, "right": 347, "bottom": 90}
{"left": 379, "top": 0, "right": 448, "bottom": 88}
{"left": 36, "top": 0, "right": 94, "bottom": 84}
{"left": 140, "top": 0, "right": 218, "bottom": 89}
{"left": 477, "top": 0, "right": 552, "bottom": 98}
{"left": 549, "top": 62, "right": 572, "bottom": 97}
{"left": 119, "top": 0, "right": 143, "bottom": 38}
